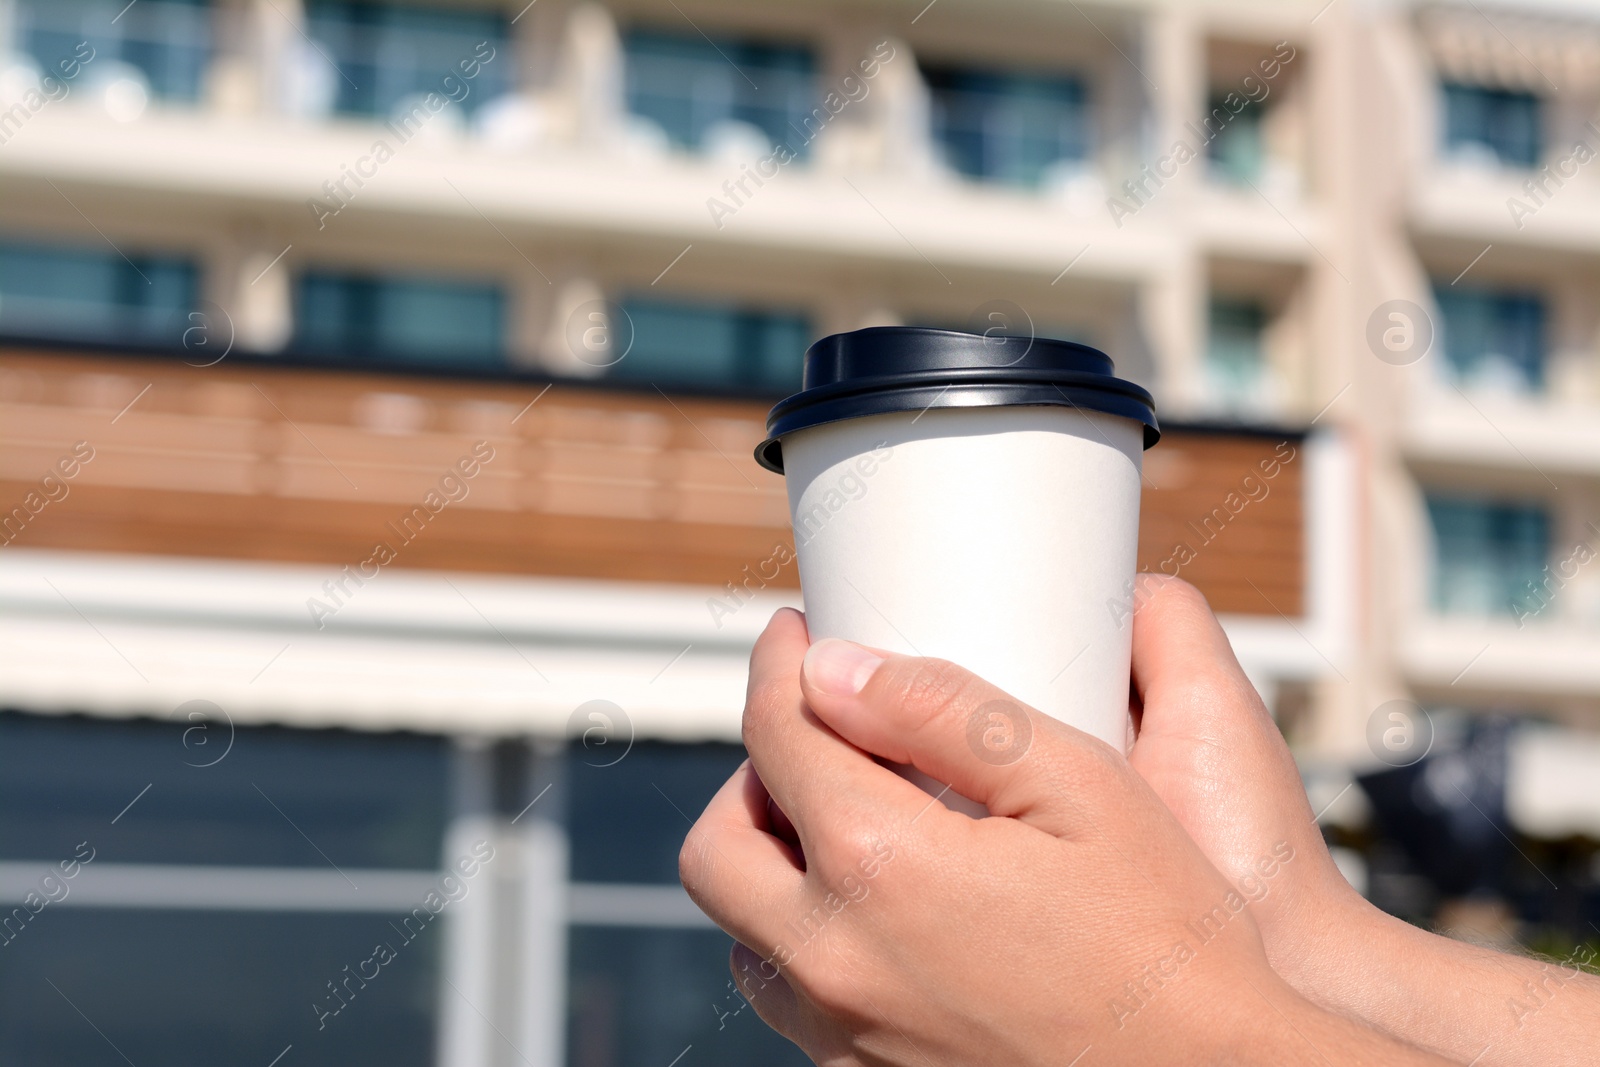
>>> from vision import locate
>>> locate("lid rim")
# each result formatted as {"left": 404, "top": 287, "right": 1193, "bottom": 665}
{"left": 755, "top": 327, "right": 1159, "bottom": 474}
{"left": 766, "top": 365, "right": 1156, "bottom": 427}
{"left": 756, "top": 381, "right": 1160, "bottom": 473}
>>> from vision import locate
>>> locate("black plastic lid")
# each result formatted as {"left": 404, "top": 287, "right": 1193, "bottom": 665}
{"left": 755, "top": 326, "right": 1159, "bottom": 473}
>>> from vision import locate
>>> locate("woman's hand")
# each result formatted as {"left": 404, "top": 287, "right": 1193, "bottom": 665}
{"left": 1126, "top": 575, "right": 1600, "bottom": 1065}
{"left": 680, "top": 607, "right": 1453, "bottom": 1066}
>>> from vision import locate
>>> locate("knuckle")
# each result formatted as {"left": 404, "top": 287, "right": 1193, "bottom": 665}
{"left": 742, "top": 677, "right": 792, "bottom": 745}
{"left": 1188, "top": 669, "right": 1264, "bottom": 717}
{"left": 677, "top": 822, "right": 715, "bottom": 897}
{"left": 814, "top": 811, "right": 903, "bottom": 890}
{"left": 797, "top": 958, "right": 852, "bottom": 1014}
{"left": 828, "top": 817, "right": 886, "bottom": 872}
{"left": 882, "top": 657, "right": 977, "bottom": 732}
{"left": 1145, "top": 574, "right": 1214, "bottom": 619}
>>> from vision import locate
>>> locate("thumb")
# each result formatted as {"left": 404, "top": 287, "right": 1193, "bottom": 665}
{"left": 798, "top": 638, "right": 1123, "bottom": 833}
{"left": 1128, "top": 575, "right": 1317, "bottom": 827}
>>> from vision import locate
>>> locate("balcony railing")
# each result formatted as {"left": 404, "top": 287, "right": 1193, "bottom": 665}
{"left": 0, "top": 345, "right": 1304, "bottom": 616}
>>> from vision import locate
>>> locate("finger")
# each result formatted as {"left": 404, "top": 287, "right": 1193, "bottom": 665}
{"left": 681, "top": 762, "right": 807, "bottom": 954}
{"left": 742, "top": 608, "right": 919, "bottom": 848}
{"left": 730, "top": 941, "right": 804, "bottom": 1044}
{"left": 799, "top": 638, "right": 1118, "bottom": 832}
{"left": 1127, "top": 575, "right": 1313, "bottom": 816}
{"left": 1128, "top": 575, "right": 1276, "bottom": 744}
{"left": 766, "top": 795, "right": 802, "bottom": 862}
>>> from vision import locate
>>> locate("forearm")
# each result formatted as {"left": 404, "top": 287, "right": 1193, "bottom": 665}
{"left": 1283, "top": 893, "right": 1600, "bottom": 1065}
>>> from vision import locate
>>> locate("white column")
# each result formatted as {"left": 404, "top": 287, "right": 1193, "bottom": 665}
{"left": 205, "top": 0, "right": 260, "bottom": 114}
{"left": 438, "top": 740, "right": 500, "bottom": 1067}
{"left": 553, "top": 3, "right": 625, "bottom": 150}
{"left": 868, "top": 37, "right": 940, "bottom": 179}
{"left": 1138, "top": 7, "right": 1206, "bottom": 413}
{"left": 515, "top": 740, "right": 568, "bottom": 1067}
{"left": 256, "top": 0, "right": 336, "bottom": 121}
{"left": 538, "top": 274, "right": 610, "bottom": 378}
{"left": 509, "top": 264, "right": 557, "bottom": 371}
{"left": 203, "top": 235, "right": 294, "bottom": 354}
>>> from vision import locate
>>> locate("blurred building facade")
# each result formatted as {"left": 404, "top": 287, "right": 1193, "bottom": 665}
{"left": 0, "top": 0, "right": 1597, "bottom": 1064}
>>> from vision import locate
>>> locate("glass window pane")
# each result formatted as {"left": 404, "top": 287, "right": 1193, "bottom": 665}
{"left": 1442, "top": 83, "right": 1541, "bottom": 168}
{"left": 925, "top": 65, "right": 1089, "bottom": 186}
{"left": 1205, "top": 298, "right": 1267, "bottom": 409}
{"left": 612, "top": 297, "right": 808, "bottom": 395}
{"left": 374, "top": 279, "right": 505, "bottom": 363}
{"left": 1426, "top": 497, "right": 1550, "bottom": 617}
{"left": 624, "top": 30, "right": 817, "bottom": 157}
{"left": 18, "top": 0, "right": 211, "bottom": 103}
{"left": 293, "top": 270, "right": 506, "bottom": 371}
{"left": 0, "top": 908, "right": 438, "bottom": 1067}
{"left": 566, "top": 742, "right": 748, "bottom": 884}
{"left": 0, "top": 242, "right": 197, "bottom": 346}
{"left": 1206, "top": 94, "right": 1265, "bottom": 184}
{"left": 1433, "top": 285, "right": 1545, "bottom": 393}
{"left": 0, "top": 712, "right": 449, "bottom": 869}
{"left": 567, "top": 925, "right": 811, "bottom": 1067}
{"left": 308, "top": 1, "right": 509, "bottom": 118}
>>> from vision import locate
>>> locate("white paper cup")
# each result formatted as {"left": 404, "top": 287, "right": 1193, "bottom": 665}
{"left": 757, "top": 328, "right": 1158, "bottom": 813}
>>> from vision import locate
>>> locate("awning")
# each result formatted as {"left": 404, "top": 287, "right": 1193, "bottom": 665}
{"left": 1419, "top": 3, "right": 1600, "bottom": 93}
{"left": 2, "top": 548, "right": 1338, "bottom": 742}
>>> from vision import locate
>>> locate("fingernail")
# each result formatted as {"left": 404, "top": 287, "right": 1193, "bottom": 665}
{"left": 803, "top": 639, "right": 885, "bottom": 696}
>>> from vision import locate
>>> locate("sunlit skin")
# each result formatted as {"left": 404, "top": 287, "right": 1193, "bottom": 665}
{"left": 1122, "top": 576, "right": 1600, "bottom": 1066}
{"left": 679, "top": 578, "right": 1492, "bottom": 1065}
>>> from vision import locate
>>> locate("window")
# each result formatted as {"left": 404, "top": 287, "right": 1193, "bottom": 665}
{"left": 924, "top": 65, "right": 1089, "bottom": 187}
{"left": 609, "top": 297, "right": 809, "bottom": 395}
{"left": 2, "top": 910, "right": 440, "bottom": 1067}
{"left": 1442, "top": 83, "right": 1541, "bottom": 168}
{"left": 1206, "top": 93, "right": 1265, "bottom": 184}
{"left": 307, "top": 1, "right": 509, "bottom": 119}
{"left": 1205, "top": 298, "right": 1270, "bottom": 412}
{"left": 18, "top": 0, "right": 211, "bottom": 103}
{"left": 0, "top": 241, "right": 197, "bottom": 346}
{"left": 0, "top": 712, "right": 451, "bottom": 1067}
{"left": 623, "top": 30, "right": 817, "bottom": 157}
{"left": 1433, "top": 286, "right": 1545, "bottom": 394}
{"left": 1426, "top": 497, "right": 1550, "bottom": 617}
{"left": 569, "top": 926, "right": 812, "bottom": 1067}
{"left": 564, "top": 742, "right": 810, "bottom": 1067}
{"left": 294, "top": 270, "right": 506, "bottom": 370}
{"left": 0, "top": 713, "right": 448, "bottom": 868}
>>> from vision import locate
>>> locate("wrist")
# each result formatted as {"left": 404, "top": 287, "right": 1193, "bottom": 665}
{"left": 1205, "top": 973, "right": 1456, "bottom": 1067}
{"left": 1244, "top": 844, "right": 1387, "bottom": 1010}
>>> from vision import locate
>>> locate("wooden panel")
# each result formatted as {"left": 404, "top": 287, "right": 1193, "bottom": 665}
{"left": 0, "top": 347, "right": 1305, "bottom": 615}
{"left": 1137, "top": 433, "right": 1305, "bottom": 616}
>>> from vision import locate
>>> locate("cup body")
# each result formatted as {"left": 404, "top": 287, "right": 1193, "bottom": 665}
{"left": 780, "top": 405, "right": 1144, "bottom": 767}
